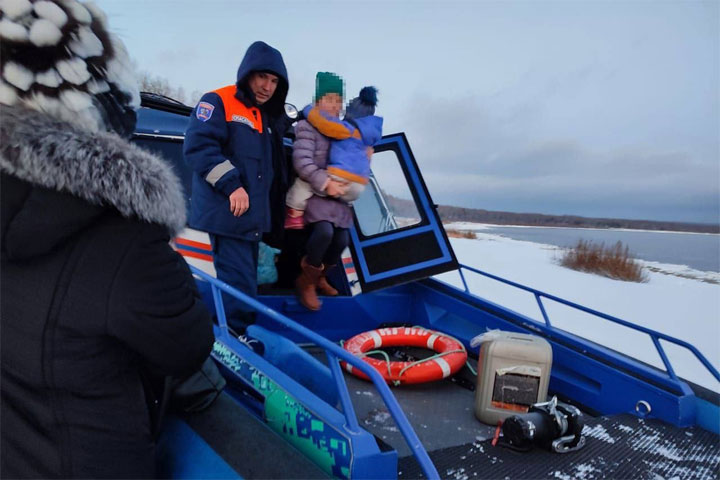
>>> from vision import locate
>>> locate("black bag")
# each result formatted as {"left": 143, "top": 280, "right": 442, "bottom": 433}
{"left": 169, "top": 356, "right": 226, "bottom": 413}
{"left": 143, "top": 356, "right": 226, "bottom": 438}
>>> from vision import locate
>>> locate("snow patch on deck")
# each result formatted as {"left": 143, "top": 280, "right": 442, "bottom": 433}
{"left": 583, "top": 423, "right": 616, "bottom": 444}
{"left": 362, "top": 408, "right": 399, "bottom": 432}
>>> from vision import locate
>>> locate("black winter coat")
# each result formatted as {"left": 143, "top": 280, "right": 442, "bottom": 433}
{"left": 264, "top": 113, "right": 295, "bottom": 249}
{"left": 0, "top": 106, "right": 214, "bottom": 478}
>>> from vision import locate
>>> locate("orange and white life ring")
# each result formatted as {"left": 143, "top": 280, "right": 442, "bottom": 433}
{"left": 341, "top": 327, "right": 468, "bottom": 385}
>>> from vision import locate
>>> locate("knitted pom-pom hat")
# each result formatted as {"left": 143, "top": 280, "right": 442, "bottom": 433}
{"left": 0, "top": 0, "right": 140, "bottom": 137}
{"left": 344, "top": 86, "right": 378, "bottom": 121}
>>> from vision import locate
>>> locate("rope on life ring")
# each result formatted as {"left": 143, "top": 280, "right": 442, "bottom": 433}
{"left": 341, "top": 326, "right": 468, "bottom": 385}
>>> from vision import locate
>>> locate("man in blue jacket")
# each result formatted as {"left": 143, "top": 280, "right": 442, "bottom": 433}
{"left": 184, "top": 41, "right": 289, "bottom": 332}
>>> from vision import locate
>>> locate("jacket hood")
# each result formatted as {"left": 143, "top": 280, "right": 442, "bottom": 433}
{"left": 355, "top": 115, "right": 384, "bottom": 146}
{"left": 236, "top": 41, "right": 289, "bottom": 116}
{"left": 0, "top": 105, "right": 186, "bottom": 259}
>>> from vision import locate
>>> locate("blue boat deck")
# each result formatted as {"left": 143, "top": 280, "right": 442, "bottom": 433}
{"left": 304, "top": 345, "right": 719, "bottom": 479}
{"left": 186, "top": 267, "right": 720, "bottom": 479}
{"left": 160, "top": 342, "right": 719, "bottom": 480}
{"left": 305, "top": 346, "right": 497, "bottom": 457}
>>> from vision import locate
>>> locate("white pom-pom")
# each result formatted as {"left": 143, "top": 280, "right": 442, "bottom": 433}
{"left": 69, "top": 26, "right": 104, "bottom": 58}
{"left": 0, "top": 18, "right": 28, "bottom": 41}
{"left": 0, "top": 80, "right": 19, "bottom": 106}
{"left": 56, "top": 57, "right": 91, "bottom": 85}
{"left": 29, "top": 18, "right": 63, "bottom": 47}
{"left": 87, "top": 78, "right": 109, "bottom": 94}
{"left": 0, "top": 0, "right": 33, "bottom": 20}
{"left": 3, "top": 61, "right": 34, "bottom": 91}
{"left": 34, "top": 1, "right": 68, "bottom": 28}
{"left": 83, "top": 1, "right": 108, "bottom": 28}
{"left": 60, "top": 88, "right": 93, "bottom": 112}
{"left": 35, "top": 68, "right": 63, "bottom": 88}
{"left": 61, "top": 0, "right": 91, "bottom": 24}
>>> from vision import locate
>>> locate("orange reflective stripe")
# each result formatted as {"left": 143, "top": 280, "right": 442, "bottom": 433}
{"left": 212, "top": 85, "right": 263, "bottom": 133}
{"left": 174, "top": 237, "right": 212, "bottom": 251}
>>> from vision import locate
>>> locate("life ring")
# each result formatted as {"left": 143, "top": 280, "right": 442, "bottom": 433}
{"left": 341, "top": 327, "right": 468, "bottom": 385}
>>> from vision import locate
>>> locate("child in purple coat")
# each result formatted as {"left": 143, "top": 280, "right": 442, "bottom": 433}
{"left": 285, "top": 87, "right": 382, "bottom": 229}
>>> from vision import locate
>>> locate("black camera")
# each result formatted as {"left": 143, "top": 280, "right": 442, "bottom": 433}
{"left": 501, "top": 396, "right": 586, "bottom": 453}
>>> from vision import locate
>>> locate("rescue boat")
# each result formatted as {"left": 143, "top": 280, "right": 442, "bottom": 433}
{"left": 135, "top": 93, "right": 719, "bottom": 480}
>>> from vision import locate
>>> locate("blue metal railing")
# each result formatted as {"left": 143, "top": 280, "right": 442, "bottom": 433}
{"left": 190, "top": 266, "right": 439, "bottom": 480}
{"left": 453, "top": 263, "right": 720, "bottom": 384}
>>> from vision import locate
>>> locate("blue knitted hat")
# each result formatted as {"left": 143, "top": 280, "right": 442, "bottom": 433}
{"left": 345, "top": 86, "right": 378, "bottom": 120}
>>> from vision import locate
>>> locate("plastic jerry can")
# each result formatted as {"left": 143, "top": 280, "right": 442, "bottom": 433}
{"left": 474, "top": 331, "right": 552, "bottom": 425}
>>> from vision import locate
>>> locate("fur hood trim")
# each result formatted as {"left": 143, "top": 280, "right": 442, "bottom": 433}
{"left": 0, "top": 105, "right": 186, "bottom": 234}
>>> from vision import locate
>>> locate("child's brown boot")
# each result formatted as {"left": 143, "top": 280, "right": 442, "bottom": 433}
{"left": 317, "top": 265, "right": 339, "bottom": 296}
{"left": 295, "top": 256, "right": 323, "bottom": 311}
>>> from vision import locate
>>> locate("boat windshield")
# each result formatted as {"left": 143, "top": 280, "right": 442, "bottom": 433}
{"left": 353, "top": 149, "right": 422, "bottom": 237}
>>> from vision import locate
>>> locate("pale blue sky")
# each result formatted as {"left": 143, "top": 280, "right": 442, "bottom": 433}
{"left": 96, "top": 0, "right": 718, "bottom": 223}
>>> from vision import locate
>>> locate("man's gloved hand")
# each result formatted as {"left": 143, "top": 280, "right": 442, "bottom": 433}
{"left": 229, "top": 187, "right": 249, "bottom": 216}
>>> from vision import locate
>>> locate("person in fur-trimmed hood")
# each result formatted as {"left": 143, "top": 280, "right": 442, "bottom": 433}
{"left": 0, "top": 1, "right": 214, "bottom": 477}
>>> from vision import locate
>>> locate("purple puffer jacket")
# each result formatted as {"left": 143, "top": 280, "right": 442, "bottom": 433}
{"left": 292, "top": 119, "right": 353, "bottom": 228}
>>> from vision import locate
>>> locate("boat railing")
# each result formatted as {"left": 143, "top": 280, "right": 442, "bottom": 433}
{"left": 453, "top": 263, "right": 720, "bottom": 386}
{"left": 190, "top": 265, "right": 440, "bottom": 480}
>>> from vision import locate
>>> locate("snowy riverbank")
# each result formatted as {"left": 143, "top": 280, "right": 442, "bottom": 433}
{"left": 437, "top": 223, "right": 720, "bottom": 391}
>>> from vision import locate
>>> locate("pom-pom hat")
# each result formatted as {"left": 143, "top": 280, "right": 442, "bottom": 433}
{"left": 0, "top": 0, "right": 140, "bottom": 137}
{"left": 345, "top": 86, "right": 378, "bottom": 120}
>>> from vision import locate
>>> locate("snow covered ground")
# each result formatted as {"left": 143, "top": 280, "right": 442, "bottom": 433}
{"left": 436, "top": 223, "right": 720, "bottom": 392}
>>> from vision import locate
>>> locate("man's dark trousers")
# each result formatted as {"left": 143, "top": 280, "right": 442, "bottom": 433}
{"left": 209, "top": 234, "right": 259, "bottom": 333}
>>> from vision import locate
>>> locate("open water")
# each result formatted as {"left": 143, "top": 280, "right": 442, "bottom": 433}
{"left": 481, "top": 226, "right": 720, "bottom": 272}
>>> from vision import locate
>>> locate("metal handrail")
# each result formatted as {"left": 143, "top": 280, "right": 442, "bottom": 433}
{"left": 454, "top": 263, "right": 720, "bottom": 384}
{"left": 190, "top": 266, "right": 439, "bottom": 480}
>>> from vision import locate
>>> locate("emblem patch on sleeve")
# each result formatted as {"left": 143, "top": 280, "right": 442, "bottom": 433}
{"left": 196, "top": 102, "right": 215, "bottom": 122}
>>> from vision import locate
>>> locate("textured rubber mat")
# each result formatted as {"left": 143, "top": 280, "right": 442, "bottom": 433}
{"left": 398, "top": 414, "right": 719, "bottom": 479}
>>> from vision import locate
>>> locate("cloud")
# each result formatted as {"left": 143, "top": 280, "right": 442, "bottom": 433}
{"left": 419, "top": 169, "right": 718, "bottom": 222}
{"left": 391, "top": 94, "right": 719, "bottom": 223}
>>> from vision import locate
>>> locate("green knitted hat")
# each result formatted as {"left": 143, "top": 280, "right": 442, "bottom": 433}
{"left": 315, "top": 72, "right": 344, "bottom": 102}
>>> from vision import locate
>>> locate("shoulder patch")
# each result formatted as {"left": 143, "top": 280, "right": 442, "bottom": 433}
{"left": 196, "top": 102, "right": 215, "bottom": 122}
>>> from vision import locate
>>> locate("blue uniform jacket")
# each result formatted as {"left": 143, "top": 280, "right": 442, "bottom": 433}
{"left": 184, "top": 41, "right": 288, "bottom": 240}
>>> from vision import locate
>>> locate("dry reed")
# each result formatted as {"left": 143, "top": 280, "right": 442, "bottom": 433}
{"left": 559, "top": 239, "right": 648, "bottom": 282}
{"left": 445, "top": 229, "right": 477, "bottom": 239}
